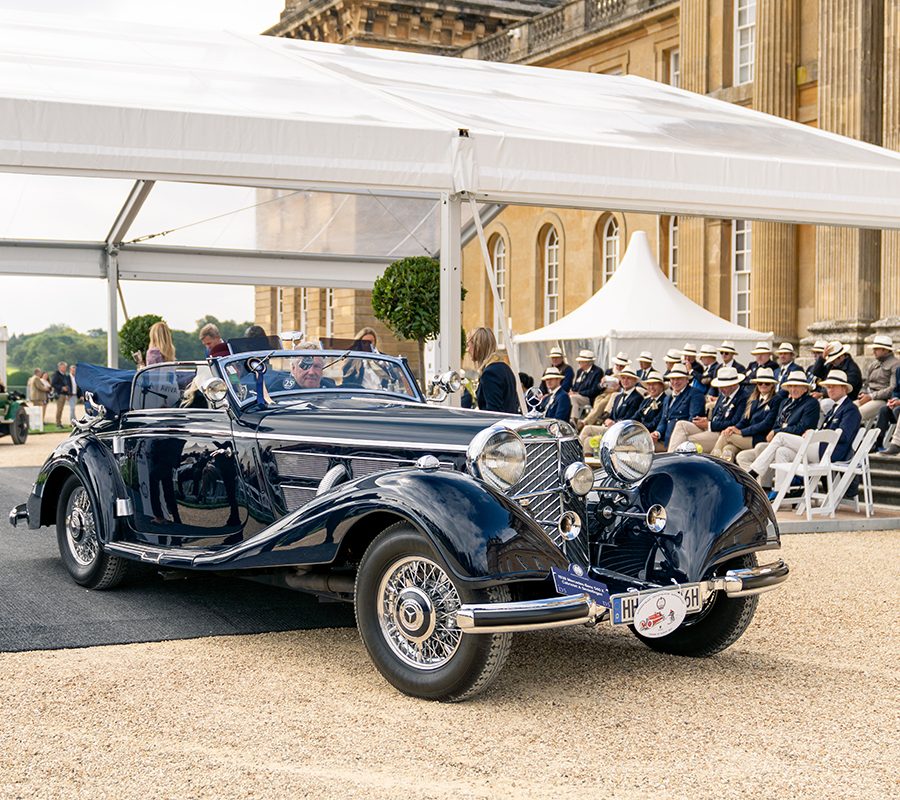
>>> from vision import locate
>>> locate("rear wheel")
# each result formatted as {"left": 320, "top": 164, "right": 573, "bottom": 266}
{"left": 355, "top": 523, "right": 512, "bottom": 702}
{"left": 56, "top": 474, "right": 130, "bottom": 590}
{"left": 631, "top": 554, "right": 759, "bottom": 657}
{"left": 10, "top": 407, "right": 28, "bottom": 444}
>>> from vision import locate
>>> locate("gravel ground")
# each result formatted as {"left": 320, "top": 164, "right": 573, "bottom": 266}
{"left": 0, "top": 532, "right": 897, "bottom": 800}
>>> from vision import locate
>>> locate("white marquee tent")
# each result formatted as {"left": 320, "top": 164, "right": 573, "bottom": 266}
{"left": 1, "top": 10, "right": 899, "bottom": 375}
{"left": 514, "top": 232, "right": 772, "bottom": 379}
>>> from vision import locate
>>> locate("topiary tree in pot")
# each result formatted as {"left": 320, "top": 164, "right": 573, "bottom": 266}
{"left": 119, "top": 314, "right": 162, "bottom": 365}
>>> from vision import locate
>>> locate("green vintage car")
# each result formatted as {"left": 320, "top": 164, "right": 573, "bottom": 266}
{"left": 0, "top": 391, "right": 29, "bottom": 445}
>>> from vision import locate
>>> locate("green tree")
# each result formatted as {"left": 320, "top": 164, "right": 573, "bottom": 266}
{"left": 371, "top": 256, "right": 466, "bottom": 384}
{"left": 8, "top": 325, "right": 107, "bottom": 372}
{"left": 171, "top": 329, "right": 205, "bottom": 361}
{"left": 193, "top": 315, "right": 253, "bottom": 342}
{"left": 119, "top": 314, "right": 162, "bottom": 364}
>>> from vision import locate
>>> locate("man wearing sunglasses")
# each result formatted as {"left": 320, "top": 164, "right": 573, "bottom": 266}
{"left": 291, "top": 354, "right": 325, "bottom": 389}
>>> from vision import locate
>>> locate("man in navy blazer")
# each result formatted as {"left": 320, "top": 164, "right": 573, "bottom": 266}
{"left": 651, "top": 364, "right": 705, "bottom": 451}
{"left": 538, "top": 366, "right": 572, "bottom": 422}
{"left": 742, "top": 369, "right": 860, "bottom": 488}
{"left": 667, "top": 365, "right": 748, "bottom": 452}
{"left": 606, "top": 367, "right": 643, "bottom": 423}
{"left": 875, "top": 356, "right": 900, "bottom": 452}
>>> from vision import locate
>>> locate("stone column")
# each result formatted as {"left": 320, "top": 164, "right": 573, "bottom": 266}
{"left": 677, "top": 0, "right": 710, "bottom": 306}
{"left": 875, "top": 0, "right": 900, "bottom": 339}
{"left": 751, "top": 0, "right": 799, "bottom": 342}
{"left": 811, "top": 0, "right": 884, "bottom": 352}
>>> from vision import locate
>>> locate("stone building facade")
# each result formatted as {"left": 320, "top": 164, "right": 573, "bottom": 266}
{"left": 256, "top": 0, "right": 899, "bottom": 367}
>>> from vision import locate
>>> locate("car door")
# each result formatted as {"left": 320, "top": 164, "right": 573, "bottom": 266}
{"left": 119, "top": 363, "right": 245, "bottom": 546}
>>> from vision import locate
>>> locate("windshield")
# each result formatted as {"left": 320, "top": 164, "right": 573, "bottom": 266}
{"left": 221, "top": 350, "right": 419, "bottom": 405}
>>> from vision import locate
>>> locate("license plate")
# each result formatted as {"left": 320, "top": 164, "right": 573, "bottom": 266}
{"left": 610, "top": 584, "right": 704, "bottom": 626}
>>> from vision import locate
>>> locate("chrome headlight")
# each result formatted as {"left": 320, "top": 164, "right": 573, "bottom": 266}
{"left": 466, "top": 427, "right": 527, "bottom": 491}
{"left": 599, "top": 420, "right": 654, "bottom": 485}
{"left": 564, "top": 462, "right": 594, "bottom": 496}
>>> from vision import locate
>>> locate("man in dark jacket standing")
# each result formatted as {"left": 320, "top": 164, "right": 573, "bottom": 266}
{"left": 50, "top": 360, "right": 70, "bottom": 427}
{"left": 651, "top": 363, "right": 705, "bottom": 451}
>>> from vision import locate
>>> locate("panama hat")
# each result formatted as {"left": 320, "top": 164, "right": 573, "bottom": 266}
{"left": 642, "top": 370, "right": 665, "bottom": 384}
{"left": 698, "top": 344, "right": 718, "bottom": 357}
{"left": 717, "top": 340, "right": 737, "bottom": 354}
{"left": 868, "top": 334, "right": 894, "bottom": 350}
{"left": 542, "top": 366, "right": 564, "bottom": 381}
{"left": 548, "top": 346, "right": 565, "bottom": 358}
{"left": 664, "top": 348, "right": 682, "bottom": 362}
{"left": 575, "top": 349, "right": 596, "bottom": 361}
{"left": 637, "top": 351, "right": 653, "bottom": 363}
{"left": 681, "top": 343, "right": 698, "bottom": 358}
{"left": 665, "top": 363, "right": 691, "bottom": 380}
{"left": 750, "top": 341, "right": 773, "bottom": 355}
{"left": 711, "top": 366, "right": 745, "bottom": 387}
{"left": 775, "top": 342, "right": 795, "bottom": 354}
{"left": 612, "top": 352, "right": 631, "bottom": 367}
{"left": 820, "top": 369, "right": 853, "bottom": 388}
{"left": 824, "top": 340, "right": 851, "bottom": 364}
{"left": 617, "top": 367, "right": 639, "bottom": 380}
{"left": 811, "top": 339, "right": 827, "bottom": 354}
{"left": 750, "top": 366, "right": 777, "bottom": 384}
{"left": 781, "top": 370, "right": 813, "bottom": 388}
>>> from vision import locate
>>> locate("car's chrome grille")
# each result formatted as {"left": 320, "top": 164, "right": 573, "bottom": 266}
{"left": 273, "top": 451, "right": 331, "bottom": 480}
{"left": 282, "top": 485, "right": 317, "bottom": 512}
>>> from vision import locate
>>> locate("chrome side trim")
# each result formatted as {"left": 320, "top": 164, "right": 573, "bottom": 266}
{"left": 114, "top": 498, "right": 134, "bottom": 518}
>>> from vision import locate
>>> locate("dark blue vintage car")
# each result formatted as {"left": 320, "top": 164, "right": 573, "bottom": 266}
{"left": 9, "top": 347, "right": 788, "bottom": 701}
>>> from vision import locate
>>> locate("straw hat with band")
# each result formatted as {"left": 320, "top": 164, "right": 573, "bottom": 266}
{"left": 711, "top": 366, "right": 745, "bottom": 388}
{"left": 642, "top": 370, "right": 665, "bottom": 384}
{"left": 665, "top": 348, "right": 682, "bottom": 362}
{"left": 750, "top": 341, "right": 773, "bottom": 355}
{"left": 548, "top": 346, "right": 565, "bottom": 358}
{"left": 811, "top": 340, "right": 827, "bottom": 354}
{"left": 665, "top": 363, "right": 691, "bottom": 380}
{"left": 575, "top": 349, "right": 596, "bottom": 361}
{"left": 638, "top": 351, "right": 653, "bottom": 363}
{"left": 868, "top": 334, "right": 894, "bottom": 351}
{"left": 781, "top": 370, "right": 813, "bottom": 388}
{"left": 750, "top": 366, "right": 777, "bottom": 384}
{"left": 698, "top": 344, "right": 717, "bottom": 357}
{"left": 681, "top": 343, "right": 698, "bottom": 358}
{"left": 820, "top": 369, "right": 853, "bottom": 389}
{"left": 617, "top": 367, "right": 640, "bottom": 381}
{"left": 717, "top": 340, "right": 737, "bottom": 354}
{"left": 775, "top": 342, "right": 795, "bottom": 354}
{"left": 824, "top": 340, "right": 851, "bottom": 364}
{"left": 542, "top": 366, "right": 564, "bottom": 381}
{"left": 612, "top": 352, "right": 630, "bottom": 367}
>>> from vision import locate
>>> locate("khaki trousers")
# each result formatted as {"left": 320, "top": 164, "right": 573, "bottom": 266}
{"left": 570, "top": 393, "right": 592, "bottom": 424}
{"left": 667, "top": 421, "right": 719, "bottom": 453}
{"left": 55, "top": 396, "right": 66, "bottom": 426}
{"left": 745, "top": 432, "right": 820, "bottom": 488}
{"left": 711, "top": 432, "right": 754, "bottom": 462}
{"left": 857, "top": 399, "right": 886, "bottom": 422}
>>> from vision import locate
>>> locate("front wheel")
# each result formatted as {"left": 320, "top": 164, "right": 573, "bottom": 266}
{"left": 10, "top": 407, "right": 28, "bottom": 444}
{"left": 355, "top": 523, "right": 512, "bottom": 702}
{"left": 631, "top": 554, "right": 759, "bottom": 657}
{"left": 56, "top": 474, "right": 130, "bottom": 590}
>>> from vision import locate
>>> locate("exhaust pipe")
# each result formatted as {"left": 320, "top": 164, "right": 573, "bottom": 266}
{"left": 284, "top": 571, "right": 356, "bottom": 595}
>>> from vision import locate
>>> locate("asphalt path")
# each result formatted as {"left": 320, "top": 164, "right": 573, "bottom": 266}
{"left": 0, "top": 466, "right": 354, "bottom": 652}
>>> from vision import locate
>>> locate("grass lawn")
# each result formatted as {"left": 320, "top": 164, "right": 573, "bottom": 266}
{"left": 29, "top": 423, "right": 72, "bottom": 435}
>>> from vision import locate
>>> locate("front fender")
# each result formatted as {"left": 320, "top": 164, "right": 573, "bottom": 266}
{"left": 208, "top": 469, "right": 568, "bottom": 586}
{"left": 637, "top": 453, "right": 779, "bottom": 584}
{"left": 29, "top": 433, "right": 124, "bottom": 542}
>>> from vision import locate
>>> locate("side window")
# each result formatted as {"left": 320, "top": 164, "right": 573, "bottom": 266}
{"left": 131, "top": 365, "right": 211, "bottom": 410}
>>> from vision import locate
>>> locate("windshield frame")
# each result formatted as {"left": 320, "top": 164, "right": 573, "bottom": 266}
{"left": 216, "top": 349, "right": 425, "bottom": 409}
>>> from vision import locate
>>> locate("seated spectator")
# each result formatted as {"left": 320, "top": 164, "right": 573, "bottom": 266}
{"left": 740, "top": 369, "right": 861, "bottom": 491}
{"left": 667, "top": 365, "right": 748, "bottom": 453}
{"left": 814, "top": 341, "right": 862, "bottom": 408}
{"left": 569, "top": 349, "right": 603, "bottom": 423}
{"left": 538, "top": 347, "right": 574, "bottom": 394}
{"left": 717, "top": 340, "right": 746, "bottom": 374}
{"left": 876, "top": 345, "right": 900, "bottom": 454}
{"left": 745, "top": 342, "right": 778, "bottom": 385}
{"left": 855, "top": 335, "right": 898, "bottom": 422}
{"left": 695, "top": 344, "right": 720, "bottom": 394}
{"left": 635, "top": 352, "right": 654, "bottom": 381}
{"left": 651, "top": 363, "right": 705, "bottom": 452}
{"left": 774, "top": 342, "right": 797, "bottom": 395}
{"left": 736, "top": 370, "right": 819, "bottom": 475}
{"left": 634, "top": 371, "right": 667, "bottom": 432}
{"left": 681, "top": 344, "right": 703, "bottom": 383}
{"left": 663, "top": 348, "right": 681, "bottom": 375}
{"left": 805, "top": 340, "right": 827, "bottom": 386}
{"left": 605, "top": 367, "right": 643, "bottom": 425}
{"left": 711, "top": 367, "right": 782, "bottom": 462}
{"left": 538, "top": 367, "right": 571, "bottom": 422}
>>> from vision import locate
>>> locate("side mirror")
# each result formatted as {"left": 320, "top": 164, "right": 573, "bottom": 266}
{"left": 201, "top": 377, "right": 228, "bottom": 405}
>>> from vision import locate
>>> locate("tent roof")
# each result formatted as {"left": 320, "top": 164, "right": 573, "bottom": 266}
{"left": 1, "top": 11, "right": 900, "bottom": 228}
{"left": 514, "top": 232, "right": 772, "bottom": 344}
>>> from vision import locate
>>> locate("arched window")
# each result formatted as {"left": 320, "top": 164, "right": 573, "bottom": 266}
{"left": 543, "top": 226, "right": 560, "bottom": 325}
{"left": 669, "top": 216, "right": 679, "bottom": 287}
{"left": 732, "top": 220, "right": 752, "bottom": 327}
{"left": 603, "top": 217, "right": 620, "bottom": 282}
{"left": 490, "top": 235, "right": 508, "bottom": 341}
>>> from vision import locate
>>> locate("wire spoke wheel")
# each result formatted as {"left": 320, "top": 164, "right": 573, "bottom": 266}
{"left": 377, "top": 556, "right": 463, "bottom": 671}
{"left": 65, "top": 486, "right": 100, "bottom": 567}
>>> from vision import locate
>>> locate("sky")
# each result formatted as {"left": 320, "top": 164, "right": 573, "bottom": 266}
{"left": 0, "top": 0, "right": 286, "bottom": 335}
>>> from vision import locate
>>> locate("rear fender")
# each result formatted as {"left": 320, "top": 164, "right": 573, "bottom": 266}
{"left": 638, "top": 454, "right": 779, "bottom": 584}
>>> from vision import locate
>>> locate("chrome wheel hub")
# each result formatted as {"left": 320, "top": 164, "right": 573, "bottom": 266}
{"left": 377, "top": 556, "right": 462, "bottom": 671}
{"left": 66, "top": 487, "right": 98, "bottom": 566}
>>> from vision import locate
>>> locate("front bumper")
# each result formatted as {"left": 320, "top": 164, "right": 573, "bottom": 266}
{"left": 456, "top": 559, "right": 789, "bottom": 634}
{"left": 8, "top": 504, "right": 28, "bottom": 528}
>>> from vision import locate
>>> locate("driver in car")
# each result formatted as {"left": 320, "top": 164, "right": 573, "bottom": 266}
{"left": 291, "top": 354, "right": 325, "bottom": 388}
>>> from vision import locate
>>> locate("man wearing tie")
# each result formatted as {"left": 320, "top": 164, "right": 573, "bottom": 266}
{"left": 667, "top": 366, "right": 748, "bottom": 453}
{"left": 605, "top": 367, "right": 643, "bottom": 425}
{"left": 651, "top": 363, "right": 705, "bottom": 452}
{"left": 774, "top": 342, "right": 797, "bottom": 395}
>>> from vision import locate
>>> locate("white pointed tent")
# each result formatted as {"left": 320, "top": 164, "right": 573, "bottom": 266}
{"left": 514, "top": 232, "right": 772, "bottom": 380}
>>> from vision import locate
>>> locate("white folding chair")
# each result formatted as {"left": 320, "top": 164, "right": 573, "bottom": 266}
{"left": 771, "top": 429, "right": 840, "bottom": 520}
{"left": 825, "top": 427, "right": 880, "bottom": 518}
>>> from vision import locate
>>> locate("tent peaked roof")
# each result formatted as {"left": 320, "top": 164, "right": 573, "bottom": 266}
{"left": 514, "top": 232, "right": 771, "bottom": 343}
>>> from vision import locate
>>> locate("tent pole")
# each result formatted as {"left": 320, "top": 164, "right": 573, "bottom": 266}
{"left": 437, "top": 192, "right": 462, "bottom": 383}
{"left": 105, "top": 250, "right": 119, "bottom": 368}
{"left": 467, "top": 197, "right": 527, "bottom": 415}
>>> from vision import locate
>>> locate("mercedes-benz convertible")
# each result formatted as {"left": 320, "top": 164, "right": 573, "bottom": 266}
{"left": 8, "top": 345, "right": 788, "bottom": 701}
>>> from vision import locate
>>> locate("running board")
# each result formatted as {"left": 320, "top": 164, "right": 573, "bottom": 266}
{"left": 106, "top": 542, "right": 218, "bottom": 567}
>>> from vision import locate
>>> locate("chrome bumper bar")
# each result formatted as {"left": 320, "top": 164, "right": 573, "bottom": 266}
{"left": 7, "top": 504, "right": 28, "bottom": 528}
{"left": 456, "top": 559, "right": 789, "bottom": 634}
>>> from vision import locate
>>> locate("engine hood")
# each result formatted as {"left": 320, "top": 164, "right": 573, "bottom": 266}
{"left": 247, "top": 395, "right": 523, "bottom": 451}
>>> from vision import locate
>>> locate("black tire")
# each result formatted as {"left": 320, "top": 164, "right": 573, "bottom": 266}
{"left": 632, "top": 554, "right": 759, "bottom": 657}
{"left": 10, "top": 407, "right": 28, "bottom": 444}
{"left": 56, "top": 474, "right": 130, "bottom": 590}
{"left": 355, "top": 522, "right": 512, "bottom": 702}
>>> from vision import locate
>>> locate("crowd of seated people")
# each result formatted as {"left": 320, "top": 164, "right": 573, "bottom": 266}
{"left": 522, "top": 336, "right": 900, "bottom": 502}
